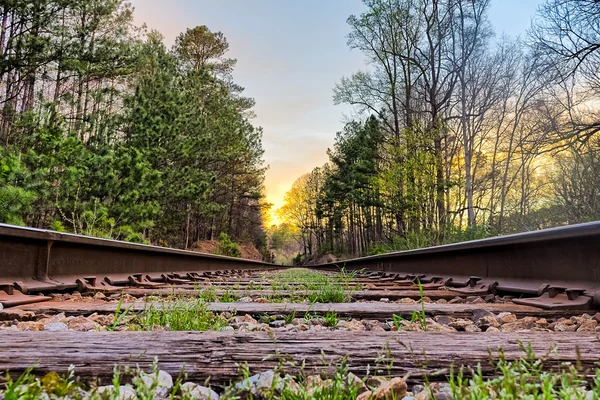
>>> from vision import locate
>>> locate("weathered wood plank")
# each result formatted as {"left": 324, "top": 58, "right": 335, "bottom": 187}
{"left": 0, "top": 331, "right": 597, "bottom": 385}
{"left": 14, "top": 300, "right": 587, "bottom": 319}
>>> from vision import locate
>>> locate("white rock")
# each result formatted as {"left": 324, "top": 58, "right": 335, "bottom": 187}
{"left": 44, "top": 322, "right": 68, "bottom": 332}
{"left": 140, "top": 370, "right": 173, "bottom": 398}
{"left": 96, "top": 385, "right": 136, "bottom": 400}
{"left": 181, "top": 382, "right": 220, "bottom": 399}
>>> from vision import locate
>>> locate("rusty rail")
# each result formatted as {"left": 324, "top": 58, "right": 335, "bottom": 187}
{"left": 0, "top": 223, "right": 273, "bottom": 306}
{"left": 315, "top": 222, "right": 600, "bottom": 309}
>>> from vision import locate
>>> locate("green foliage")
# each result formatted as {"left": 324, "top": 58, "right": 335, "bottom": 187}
{"left": 0, "top": 0, "right": 267, "bottom": 251}
{"left": 216, "top": 232, "right": 242, "bottom": 258}
{"left": 369, "top": 226, "right": 492, "bottom": 255}
{"left": 0, "top": 150, "right": 37, "bottom": 225}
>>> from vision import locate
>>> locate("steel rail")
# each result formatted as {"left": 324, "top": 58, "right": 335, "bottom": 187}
{"left": 0, "top": 223, "right": 274, "bottom": 305}
{"left": 314, "top": 221, "right": 600, "bottom": 309}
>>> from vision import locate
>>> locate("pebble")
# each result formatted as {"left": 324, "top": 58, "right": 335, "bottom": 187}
{"left": 366, "top": 376, "right": 388, "bottom": 388}
{"left": 449, "top": 319, "right": 473, "bottom": 330}
{"left": 535, "top": 318, "right": 548, "bottom": 328}
{"left": 426, "top": 319, "right": 456, "bottom": 332}
{"left": 269, "top": 320, "right": 286, "bottom": 328}
{"left": 475, "top": 315, "right": 500, "bottom": 329}
{"left": 586, "top": 390, "right": 595, "bottom": 400}
{"left": 373, "top": 377, "right": 408, "bottom": 399}
{"left": 238, "top": 296, "right": 253, "bottom": 303}
{"left": 357, "top": 390, "right": 373, "bottom": 400}
{"left": 346, "top": 372, "right": 369, "bottom": 394}
{"left": 222, "top": 326, "right": 235, "bottom": 331}
{"left": 554, "top": 322, "right": 577, "bottom": 332}
{"left": 577, "top": 320, "right": 598, "bottom": 332}
{"left": 181, "top": 382, "right": 220, "bottom": 399}
{"left": 17, "top": 321, "right": 45, "bottom": 331}
{"left": 412, "top": 384, "right": 424, "bottom": 394}
{"left": 254, "top": 297, "right": 271, "bottom": 303}
{"left": 67, "top": 316, "right": 99, "bottom": 332}
{"left": 434, "top": 316, "right": 453, "bottom": 326}
{"left": 465, "top": 324, "right": 482, "bottom": 332}
{"left": 471, "top": 309, "right": 495, "bottom": 324}
{"left": 234, "top": 370, "right": 284, "bottom": 397}
{"left": 93, "top": 292, "right": 106, "bottom": 300}
{"left": 398, "top": 298, "right": 417, "bottom": 304}
{"left": 0, "top": 303, "right": 3, "bottom": 311}
{"left": 380, "top": 298, "right": 390, "bottom": 302}
{"left": 96, "top": 385, "right": 136, "bottom": 400}
{"left": 140, "top": 370, "right": 173, "bottom": 398}
{"left": 44, "top": 322, "right": 68, "bottom": 332}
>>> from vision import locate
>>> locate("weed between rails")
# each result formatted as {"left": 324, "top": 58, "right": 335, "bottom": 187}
{"left": 392, "top": 279, "right": 427, "bottom": 331}
{"left": 131, "top": 298, "right": 229, "bottom": 331}
{"left": 269, "top": 268, "right": 358, "bottom": 303}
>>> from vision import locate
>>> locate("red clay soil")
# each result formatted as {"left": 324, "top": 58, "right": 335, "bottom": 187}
{"left": 191, "top": 240, "right": 263, "bottom": 261}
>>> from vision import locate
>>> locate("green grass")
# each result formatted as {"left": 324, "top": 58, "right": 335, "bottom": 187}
{"left": 132, "top": 298, "right": 229, "bottom": 331}
{"left": 4, "top": 349, "right": 600, "bottom": 399}
{"left": 270, "top": 268, "right": 352, "bottom": 303}
{"left": 449, "top": 346, "right": 600, "bottom": 399}
{"left": 195, "top": 286, "right": 238, "bottom": 303}
{"left": 324, "top": 311, "right": 339, "bottom": 327}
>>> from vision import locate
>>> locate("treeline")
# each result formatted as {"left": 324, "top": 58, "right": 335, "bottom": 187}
{"left": 0, "top": 1, "right": 267, "bottom": 252}
{"left": 278, "top": 0, "right": 600, "bottom": 259}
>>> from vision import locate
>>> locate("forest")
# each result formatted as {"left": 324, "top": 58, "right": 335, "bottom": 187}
{"left": 2, "top": 0, "right": 600, "bottom": 264}
{"left": 0, "top": 1, "right": 268, "bottom": 255}
{"left": 275, "top": 0, "right": 600, "bottom": 262}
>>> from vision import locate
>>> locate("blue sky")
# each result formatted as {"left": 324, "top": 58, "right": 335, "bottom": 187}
{"left": 130, "top": 0, "right": 545, "bottom": 216}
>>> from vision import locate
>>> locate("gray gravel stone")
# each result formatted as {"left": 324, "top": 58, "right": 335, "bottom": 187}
{"left": 44, "top": 322, "right": 68, "bottom": 332}
{"left": 434, "top": 393, "right": 455, "bottom": 400}
{"left": 269, "top": 320, "right": 286, "bottom": 328}
{"left": 412, "top": 384, "right": 425, "bottom": 394}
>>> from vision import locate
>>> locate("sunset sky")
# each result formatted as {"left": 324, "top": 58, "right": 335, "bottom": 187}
{"left": 130, "top": 0, "right": 544, "bottom": 223}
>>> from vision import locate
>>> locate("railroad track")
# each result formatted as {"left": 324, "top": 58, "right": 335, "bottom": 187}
{"left": 1, "top": 222, "right": 600, "bottom": 398}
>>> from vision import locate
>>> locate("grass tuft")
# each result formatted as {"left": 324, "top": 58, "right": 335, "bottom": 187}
{"left": 133, "top": 298, "right": 229, "bottom": 331}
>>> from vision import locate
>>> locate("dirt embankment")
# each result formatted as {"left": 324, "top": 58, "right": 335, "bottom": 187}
{"left": 191, "top": 240, "right": 264, "bottom": 261}
{"left": 301, "top": 253, "right": 338, "bottom": 265}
